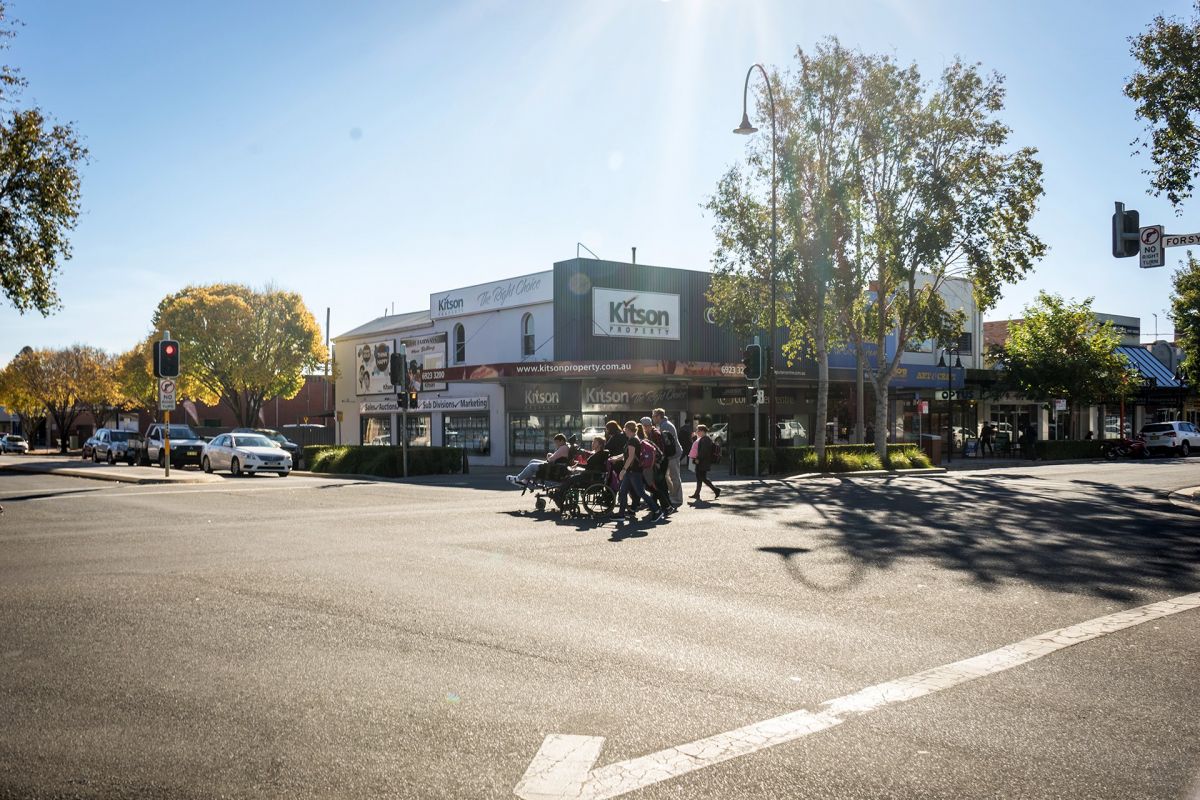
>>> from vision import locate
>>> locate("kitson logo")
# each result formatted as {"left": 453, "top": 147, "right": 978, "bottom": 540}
{"left": 525, "top": 389, "right": 559, "bottom": 406}
{"left": 593, "top": 288, "right": 679, "bottom": 339}
{"left": 607, "top": 296, "right": 670, "bottom": 336}
{"left": 438, "top": 297, "right": 463, "bottom": 312}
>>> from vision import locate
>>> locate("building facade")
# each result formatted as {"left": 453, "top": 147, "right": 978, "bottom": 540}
{"left": 333, "top": 258, "right": 984, "bottom": 466}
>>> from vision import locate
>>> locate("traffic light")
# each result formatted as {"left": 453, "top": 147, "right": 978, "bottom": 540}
{"left": 1112, "top": 202, "right": 1140, "bottom": 258}
{"left": 390, "top": 352, "right": 405, "bottom": 390}
{"left": 742, "top": 343, "right": 762, "bottom": 381}
{"left": 408, "top": 391, "right": 418, "bottom": 410}
{"left": 154, "top": 340, "right": 180, "bottom": 378}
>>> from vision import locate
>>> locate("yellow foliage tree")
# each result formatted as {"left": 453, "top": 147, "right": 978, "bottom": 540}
{"left": 0, "top": 346, "right": 47, "bottom": 446}
{"left": 1, "top": 344, "right": 109, "bottom": 452}
{"left": 150, "top": 283, "right": 326, "bottom": 427}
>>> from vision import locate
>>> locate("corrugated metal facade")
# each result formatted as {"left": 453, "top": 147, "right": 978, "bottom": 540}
{"left": 552, "top": 258, "right": 742, "bottom": 363}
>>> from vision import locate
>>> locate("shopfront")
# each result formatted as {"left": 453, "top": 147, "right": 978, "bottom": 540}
{"left": 506, "top": 382, "right": 582, "bottom": 459}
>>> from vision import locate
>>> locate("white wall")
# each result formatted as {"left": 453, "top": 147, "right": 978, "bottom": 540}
{"left": 436, "top": 302, "right": 554, "bottom": 365}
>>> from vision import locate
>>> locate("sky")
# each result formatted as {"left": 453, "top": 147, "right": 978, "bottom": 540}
{"left": 2, "top": 0, "right": 1196, "bottom": 363}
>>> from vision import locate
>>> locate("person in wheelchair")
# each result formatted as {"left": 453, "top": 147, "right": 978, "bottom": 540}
{"left": 559, "top": 436, "right": 609, "bottom": 489}
{"left": 507, "top": 433, "right": 571, "bottom": 488}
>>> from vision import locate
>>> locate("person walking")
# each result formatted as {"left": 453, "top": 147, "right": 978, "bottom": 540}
{"left": 678, "top": 418, "right": 694, "bottom": 470}
{"left": 689, "top": 424, "right": 721, "bottom": 502}
{"left": 652, "top": 408, "right": 684, "bottom": 508}
{"left": 638, "top": 419, "right": 674, "bottom": 516}
{"left": 980, "top": 422, "right": 995, "bottom": 457}
{"left": 617, "top": 421, "right": 662, "bottom": 521}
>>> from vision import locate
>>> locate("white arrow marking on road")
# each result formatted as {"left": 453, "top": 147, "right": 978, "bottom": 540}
{"left": 515, "top": 591, "right": 1200, "bottom": 799}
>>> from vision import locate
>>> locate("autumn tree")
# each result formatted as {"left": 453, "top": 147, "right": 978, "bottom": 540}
{"left": 0, "top": 2, "right": 88, "bottom": 314}
{"left": 991, "top": 293, "right": 1138, "bottom": 437}
{"left": 76, "top": 350, "right": 121, "bottom": 429}
{"left": 150, "top": 284, "right": 326, "bottom": 427}
{"left": 0, "top": 346, "right": 45, "bottom": 445}
{"left": 0, "top": 345, "right": 108, "bottom": 452}
{"left": 1126, "top": 2, "right": 1200, "bottom": 209}
{"left": 1170, "top": 252, "right": 1200, "bottom": 378}
{"left": 114, "top": 344, "right": 158, "bottom": 413}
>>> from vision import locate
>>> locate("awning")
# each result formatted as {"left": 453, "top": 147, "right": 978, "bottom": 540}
{"left": 1117, "top": 346, "right": 1183, "bottom": 388}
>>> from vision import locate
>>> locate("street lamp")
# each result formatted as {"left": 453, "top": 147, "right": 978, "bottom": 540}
{"left": 734, "top": 63, "right": 778, "bottom": 446}
{"left": 938, "top": 347, "right": 963, "bottom": 462}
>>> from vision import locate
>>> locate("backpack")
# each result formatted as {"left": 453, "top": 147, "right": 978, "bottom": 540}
{"left": 660, "top": 428, "right": 679, "bottom": 459}
{"left": 638, "top": 438, "right": 661, "bottom": 470}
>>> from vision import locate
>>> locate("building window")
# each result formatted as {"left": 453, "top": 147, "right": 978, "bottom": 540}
{"left": 454, "top": 323, "right": 466, "bottom": 364}
{"left": 521, "top": 313, "right": 535, "bottom": 357}
{"left": 361, "top": 416, "right": 392, "bottom": 446}
{"left": 509, "top": 413, "right": 581, "bottom": 458}
{"left": 444, "top": 414, "right": 490, "bottom": 455}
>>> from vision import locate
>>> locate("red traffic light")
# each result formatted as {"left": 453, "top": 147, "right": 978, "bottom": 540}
{"left": 163, "top": 344, "right": 176, "bottom": 356}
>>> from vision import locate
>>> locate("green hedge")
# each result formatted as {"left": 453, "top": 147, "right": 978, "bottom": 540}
{"left": 302, "top": 445, "right": 464, "bottom": 477}
{"left": 732, "top": 443, "right": 931, "bottom": 475}
{"left": 1031, "top": 440, "right": 1106, "bottom": 460}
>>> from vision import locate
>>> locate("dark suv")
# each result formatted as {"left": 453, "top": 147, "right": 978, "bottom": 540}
{"left": 232, "top": 428, "right": 303, "bottom": 466}
{"left": 139, "top": 423, "right": 207, "bottom": 468}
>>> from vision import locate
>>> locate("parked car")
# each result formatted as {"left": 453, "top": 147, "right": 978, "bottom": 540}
{"left": 137, "top": 423, "right": 207, "bottom": 468}
{"left": 777, "top": 420, "right": 808, "bottom": 441}
{"left": 581, "top": 426, "right": 607, "bottom": 442}
{"left": 231, "top": 427, "right": 302, "bottom": 464}
{"left": 91, "top": 428, "right": 140, "bottom": 465}
{"left": 81, "top": 434, "right": 101, "bottom": 460}
{"left": 202, "top": 432, "right": 292, "bottom": 477}
{"left": 1140, "top": 421, "right": 1198, "bottom": 456}
{"left": 707, "top": 422, "right": 728, "bottom": 445}
{"left": 0, "top": 433, "right": 29, "bottom": 454}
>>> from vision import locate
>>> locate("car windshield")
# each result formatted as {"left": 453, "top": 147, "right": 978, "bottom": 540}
{"left": 110, "top": 431, "right": 132, "bottom": 442}
{"left": 261, "top": 431, "right": 287, "bottom": 443}
{"left": 1142, "top": 423, "right": 1173, "bottom": 433}
{"left": 232, "top": 435, "right": 274, "bottom": 448}
{"left": 8, "top": 435, "right": 24, "bottom": 443}
{"left": 165, "top": 425, "right": 198, "bottom": 438}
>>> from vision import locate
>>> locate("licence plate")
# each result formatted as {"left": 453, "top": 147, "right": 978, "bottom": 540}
{"left": 187, "top": 449, "right": 198, "bottom": 456}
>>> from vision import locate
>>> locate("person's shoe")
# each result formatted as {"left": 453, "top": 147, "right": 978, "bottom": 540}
{"left": 713, "top": 487, "right": 721, "bottom": 499}
{"left": 689, "top": 494, "right": 700, "bottom": 500}
{"left": 649, "top": 510, "right": 665, "bottom": 522}
{"left": 506, "top": 475, "right": 520, "bottom": 485}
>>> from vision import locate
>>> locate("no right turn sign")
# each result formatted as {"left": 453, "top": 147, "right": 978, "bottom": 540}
{"left": 1140, "top": 225, "right": 1165, "bottom": 268}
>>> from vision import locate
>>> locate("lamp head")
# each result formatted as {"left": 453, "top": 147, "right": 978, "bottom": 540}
{"left": 938, "top": 353, "right": 947, "bottom": 368}
{"left": 955, "top": 355, "right": 963, "bottom": 369}
{"left": 733, "top": 112, "right": 758, "bottom": 135}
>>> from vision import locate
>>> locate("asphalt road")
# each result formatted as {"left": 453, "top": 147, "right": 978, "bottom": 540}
{"left": 1, "top": 459, "right": 1199, "bottom": 799}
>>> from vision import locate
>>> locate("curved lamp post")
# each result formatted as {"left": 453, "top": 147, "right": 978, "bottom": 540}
{"left": 938, "top": 347, "right": 963, "bottom": 462}
{"left": 734, "top": 63, "right": 778, "bottom": 446}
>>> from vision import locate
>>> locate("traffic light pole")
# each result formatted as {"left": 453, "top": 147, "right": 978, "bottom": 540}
{"left": 399, "top": 344, "right": 408, "bottom": 479}
{"left": 753, "top": 335, "right": 760, "bottom": 477}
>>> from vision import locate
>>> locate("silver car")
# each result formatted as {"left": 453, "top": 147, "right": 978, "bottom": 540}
{"left": 201, "top": 433, "right": 292, "bottom": 477}
{"left": 1, "top": 433, "right": 29, "bottom": 454}
{"left": 91, "top": 428, "right": 139, "bottom": 465}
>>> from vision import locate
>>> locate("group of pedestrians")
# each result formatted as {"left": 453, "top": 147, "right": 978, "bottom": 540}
{"left": 507, "top": 409, "right": 723, "bottom": 523}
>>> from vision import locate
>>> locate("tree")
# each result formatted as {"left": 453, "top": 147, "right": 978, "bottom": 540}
{"left": 114, "top": 343, "right": 159, "bottom": 413}
{"left": 0, "top": 344, "right": 108, "bottom": 452}
{"left": 0, "top": 2, "right": 88, "bottom": 314}
{"left": 709, "top": 40, "right": 1046, "bottom": 463}
{"left": 76, "top": 350, "right": 120, "bottom": 430}
{"left": 1126, "top": 2, "right": 1200, "bottom": 209}
{"left": 991, "top": 293, "right": 1138, "bottom": 436}
{"left": 0, "top": 346, "right": 46, "bottom": 445}
{"left": 1170, "top": 252, "right": 1200, "bottom": 379}
{"left": 150, "top": 284, "right": 326, "bottom": 427}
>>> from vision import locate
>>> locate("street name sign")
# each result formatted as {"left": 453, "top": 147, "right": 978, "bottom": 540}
{"left": 158, "top": 378, "right": 176, "bottom": 411}
{"left": 1139, "top": 225, "right": 1165, "bottom": 268}
{"left": 1164, "top": 231, "right": 1200, "bottom": 248}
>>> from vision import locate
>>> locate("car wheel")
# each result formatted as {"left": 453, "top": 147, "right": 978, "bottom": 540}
{"left": 202, "top": 456, "right": 213, "bottom": 474}
{"left": 1182, "top": 441, "right": 1191, "bottom": 458}
{"left": 231, "top": 457, "right": 242, "bottom": 477}
{"left": 107, "top": 451, "right": 116, "bottom": 465}
{"left": 92, "top": 449, "right": 100, "bottom": 463}
{"left": 279, "top": 470, "right": 289, "bottom": 478}
{"left": 157, "top": 451, "right": 166, "bottom": 468}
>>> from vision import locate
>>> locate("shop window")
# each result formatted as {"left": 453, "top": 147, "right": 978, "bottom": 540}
{"left": 454, "top": 323, "right": 466, "bottom": 364}
{"left": 362, "top": 416, "right": 392, "bottom": 446}
{"left": 444, "top": 414, "right": 490, "bottom": 455}
{"left": 521, "top": 313, "right": 535, "bottom": 357}
{"left": 403, "top": 415, "right": 431, "bottom": 446}
{"left": 509, "top": 413, "right": 581, "bottom": 458}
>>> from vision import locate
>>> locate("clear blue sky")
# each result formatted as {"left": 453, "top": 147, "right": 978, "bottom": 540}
{"left": 2, "top": 0, "right": 1195, "bottom": 363}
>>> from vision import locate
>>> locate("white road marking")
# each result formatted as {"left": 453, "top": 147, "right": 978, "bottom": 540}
{"left": 515, "top": 591, "right": 1200, "bottom": 799}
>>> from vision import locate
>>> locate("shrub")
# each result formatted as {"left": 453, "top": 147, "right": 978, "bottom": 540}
{"left": 302, "top": 445, "right": 464, "bottom": 477}
{"left": 907, "top": 450, "right": 933, "bottom": 469}
{"left": 888, "top": 451, "right": 912, "bottom": 469}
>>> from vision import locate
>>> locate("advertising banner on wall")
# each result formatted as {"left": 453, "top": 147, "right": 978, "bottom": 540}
{"left": 581, "top": 382, "right": 689, "bottom": 412}
{"left": 354, "top": 340, "right": 397, "bottom": 396}
{"left": 592, "top": 288, "right": 680, "bottom": 340}
{"left": 400, "top": 332, "right": 448, "bottom": 392}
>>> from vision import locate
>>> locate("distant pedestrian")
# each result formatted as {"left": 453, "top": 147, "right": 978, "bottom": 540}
{"left": 689, "top": 424, "right": 721, "bottom": 502}
{"left": 678, "top": 418, "right": 694, "bottom": 470}
{"left": 1025, "top": 423, "right": 1039, "bottom": 460}
{"left": 980, "top": 422, "right": 995, "bottom": 457}
{"left": 652, "top": 408, "right": 684, "bottom": 507}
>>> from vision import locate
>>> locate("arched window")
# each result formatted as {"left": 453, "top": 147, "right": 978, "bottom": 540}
{"left": 521, "top": 313, "right": 535, "bottom": 357}
{"left": 454, "top": 323, "right": 466, "bottom": 364}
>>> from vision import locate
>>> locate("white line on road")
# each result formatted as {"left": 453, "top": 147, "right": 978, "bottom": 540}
{"left": 514, "top": 591, "right": 1200, "bottom": 799}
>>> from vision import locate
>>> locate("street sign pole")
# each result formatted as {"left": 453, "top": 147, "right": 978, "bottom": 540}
{"left": 753, "top": 334, "right": 760, "bottom": 477}
{"left": 399, "top": 343, "right": 408, "bottom": 479}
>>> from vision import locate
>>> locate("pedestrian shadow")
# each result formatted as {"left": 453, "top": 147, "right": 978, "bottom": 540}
{"left": 733, "top": 474, "right": 1200, "bottom": 601}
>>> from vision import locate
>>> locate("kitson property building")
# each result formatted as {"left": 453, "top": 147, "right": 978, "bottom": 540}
{"left": 332, "top": 257, "right": 982, "bottom": 467}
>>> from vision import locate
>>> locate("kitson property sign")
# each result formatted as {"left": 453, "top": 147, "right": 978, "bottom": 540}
{"left": 430, "top": 271, "right": 552, "bottom": 319}
{"left": 592, "top": 288, "right": 680, "bottom": 340}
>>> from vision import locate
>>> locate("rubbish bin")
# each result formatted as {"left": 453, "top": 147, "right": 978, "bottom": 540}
{"left": 922, "top": 435, "right": 942, "bottom": 465}
{"left": 69, "top": 434, "right": 79, "bottom": 450}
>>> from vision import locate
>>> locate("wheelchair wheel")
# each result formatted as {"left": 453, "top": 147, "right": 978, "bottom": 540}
{"left": 535, "top": 497, "right": 547, "bottom": 512}
{"left": 582, "top": 484, "right": 614, "bottom": 517}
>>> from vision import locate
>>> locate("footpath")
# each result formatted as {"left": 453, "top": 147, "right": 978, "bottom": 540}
{"left": 0, "top": 453, "right": 221, "bottom": 485}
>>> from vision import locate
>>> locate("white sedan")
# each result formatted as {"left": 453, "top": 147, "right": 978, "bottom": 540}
{"left": 201, "top": 433, "right": 292, "bottom": 477}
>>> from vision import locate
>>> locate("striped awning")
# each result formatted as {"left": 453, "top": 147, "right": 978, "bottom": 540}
{"left": 1116, "top": 346, "right": 1183, "bottom": 388}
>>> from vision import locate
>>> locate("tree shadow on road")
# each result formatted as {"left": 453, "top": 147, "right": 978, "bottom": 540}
{"left": 739, "top": 475, "right": 1200, "bottom": 601}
